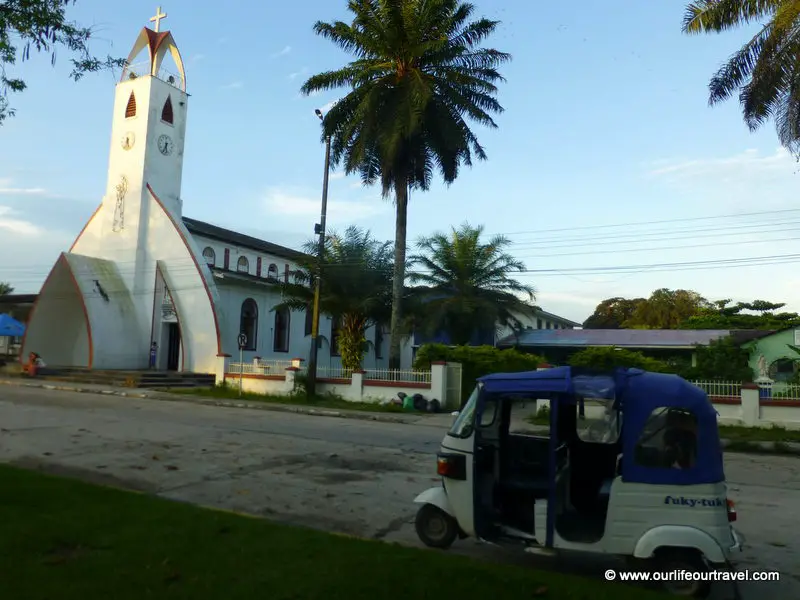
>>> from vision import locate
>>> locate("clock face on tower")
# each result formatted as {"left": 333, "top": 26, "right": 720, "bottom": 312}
{"left": 157, "top": 134, "right": 174, "bottom": 156}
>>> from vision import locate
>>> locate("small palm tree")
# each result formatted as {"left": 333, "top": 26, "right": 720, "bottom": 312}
{"left": 0, "top": 282, "right": 14, "bottom": 296}
{"left": 682, "top": 1, "right": 800, "bottom": 152}
{"left": 407, "top": 223, "right": 536, "bottom": 345}
{"left": 300, "top": 0, "right": 511, "bottom": 368}
{"left": 277, "top": 226, "right": 393, "bottom": 372}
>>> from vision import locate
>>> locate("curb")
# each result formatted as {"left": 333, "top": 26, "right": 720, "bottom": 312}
{"left": 0, "top": 378, "right": 423, "bottom": 425}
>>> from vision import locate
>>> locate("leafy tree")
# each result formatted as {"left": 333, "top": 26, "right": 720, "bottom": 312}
{"left": 1, "top": 1, "right": 125, "bottom": 124}
{"left": 680, "top": 337, "right": 753, "bottom": 382}
{"left": 300, "top": 0, "right": 510, "bottom": 368}
{"left": 680, "top": 298, "right": 800, "bottom": 329}
{"left": 567, "top": 347, "right": 673, "bottom": 373}
{"left": 583, "top": 297, "right": 646, "bottom": 329}
{"left": 682, "top": 1, "right": 800, "bottom": 154}
{"left": 624, "top": 288, "right": 711, "bottom": 329}
{"left": 0, "top": 282, "right": 14, "bottom": 295}
{"left": 407, "top": 223, "right": 536, "bottom": 345}
{"left": 276, "top": 226, "right": 393, "bottom": 372}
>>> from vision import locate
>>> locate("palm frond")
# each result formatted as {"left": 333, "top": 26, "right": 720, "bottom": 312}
{"left": 682, "top": 0, "right": 780, "bottom": 34}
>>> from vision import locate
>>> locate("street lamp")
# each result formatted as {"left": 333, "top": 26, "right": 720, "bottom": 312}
{"left": 306, "top": 108, "right": 332, "bottom": 398}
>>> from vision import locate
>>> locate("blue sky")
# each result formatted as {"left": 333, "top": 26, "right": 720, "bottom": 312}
{"left": 2, "top": 0, "right": 800, "bottom": 323}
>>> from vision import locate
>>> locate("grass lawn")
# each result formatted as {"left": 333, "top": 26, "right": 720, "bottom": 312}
{"left": 166, "top": 385, "right": 411, "bottom": 414}
{"left": 0, "top": 464, "right": 666, "bottom": 600}
{"left": 718, "top": 424, "right": 800, "bottom": 443}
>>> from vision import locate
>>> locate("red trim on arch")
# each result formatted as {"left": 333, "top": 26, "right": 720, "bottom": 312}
{"left": 69, "top": 203, "right": 102, "bottom": 252}
{"left": 19, "top": 253, "right": 94, "bottom": 368}
{"left": 146, "top": 183, "right": 223, "bottom": 355}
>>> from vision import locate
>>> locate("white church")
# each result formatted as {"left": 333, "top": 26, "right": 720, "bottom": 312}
{"left": 20, "top": 10, "right": 577, "bottom": 376}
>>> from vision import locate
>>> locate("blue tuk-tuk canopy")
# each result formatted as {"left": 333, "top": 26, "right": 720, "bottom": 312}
{"left": 0, "top": 313, "right": 25, "bottom": 337}
{"left": 477, "top": 366, "right": 724, "bottom": 485}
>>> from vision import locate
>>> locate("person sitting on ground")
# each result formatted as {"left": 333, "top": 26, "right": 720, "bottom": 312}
{"left": 23, "top": 352, "right": 46, "bottom": 377}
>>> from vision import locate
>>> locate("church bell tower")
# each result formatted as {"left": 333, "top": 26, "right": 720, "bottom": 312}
{"left": 103, "top": 7, "right": 188, "bottom": 241}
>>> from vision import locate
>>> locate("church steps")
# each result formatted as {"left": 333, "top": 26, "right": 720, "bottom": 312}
{"left": 37, "top": 369, "right": 214, "bottom": 389}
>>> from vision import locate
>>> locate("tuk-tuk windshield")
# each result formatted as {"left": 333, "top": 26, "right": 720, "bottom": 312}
{"left": 448, "top": 385, "right": 480, "bottom": 438}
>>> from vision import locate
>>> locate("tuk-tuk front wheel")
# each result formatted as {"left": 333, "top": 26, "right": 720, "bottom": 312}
{"left": 653, "top": 548, "right": 712, "bottom": 598}
{"left": 415, "top": 504, "right": 458, "bottom": 549}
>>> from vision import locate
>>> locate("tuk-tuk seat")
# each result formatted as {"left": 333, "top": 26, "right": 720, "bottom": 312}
{"left": 498, "top": 475, "right": 550, "bottom": 497}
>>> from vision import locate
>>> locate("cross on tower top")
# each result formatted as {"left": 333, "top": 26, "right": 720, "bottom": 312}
{"left": 150, "top": 6, "right": 167, "bottom": 32}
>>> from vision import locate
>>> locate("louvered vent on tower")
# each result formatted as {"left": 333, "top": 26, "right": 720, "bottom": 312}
{"left": 125, "top": 92, "right": 137, "bottom": 118}
{"left": 161, "top": 96, "right": 174, "bottom": 124}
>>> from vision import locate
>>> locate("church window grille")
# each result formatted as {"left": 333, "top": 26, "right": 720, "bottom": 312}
{"left": 239, "top": 299, "right": 258, "bottom": 351}
{"left": 284, "top": 264, "right": 290, "bottom": 283}
{"left": 267, "top": 263, "right": 278, "bottom": 281}
{"left": 274, "top": 307, "right": 290, "bottom": 353}
{"left": 237, "top": 256, "right": 249, "bottom": 274}
{"left": 256, "top": 257, "right": 262, "bottom": 277}
{"left": 224, "top": 248, "right": 230, "bottom": 269}
{"left": 304, "top": 305, "right": 313, "bottom": 336}
{"left": 161, "top": 96, "right": 174, "bottom": 124}
{"left": 330, "top": 316, "right": 341, "bottom": 356}
{"left": 125, "top": 92, "right": 137, "bottom": 118}
{"left": 202, "top": 247, "right": 215, "bottom": 267}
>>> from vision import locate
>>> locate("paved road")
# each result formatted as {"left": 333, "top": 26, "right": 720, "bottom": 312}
{"left": 1, "top": 386, "right": 797, "bottom": 599}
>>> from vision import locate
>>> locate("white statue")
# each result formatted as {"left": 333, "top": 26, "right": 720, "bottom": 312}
{"left": 757, "top": 354, "right": 768, "bottom": 380}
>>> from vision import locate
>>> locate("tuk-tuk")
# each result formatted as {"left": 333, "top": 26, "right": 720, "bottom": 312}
{"left": 413, "top": 367, "right": 743, "bottom": 598}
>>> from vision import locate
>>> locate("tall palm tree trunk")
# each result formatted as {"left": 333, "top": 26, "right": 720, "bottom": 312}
{"left": 389, "top": 177, "right": 408, "bottom": 370}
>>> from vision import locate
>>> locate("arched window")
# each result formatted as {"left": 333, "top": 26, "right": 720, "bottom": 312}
{"left": 161, "top": 96, "right": 174, "bottom": 124}
{"left": 304, "top": 305, "right": 313, "bottom": 336}
{"left": 237, "top": 256, "right": 249, "bottom": 274}
{"left": 202, "top": 247, "right": 215, "bottom": 267}
{"left": 267, "top": 263, "right": 279, "bottom": 280}
{"left": 274, "top": 307, "right": 290, "bottom": 352}
{"left": 239, "top": 299, "right": 258, "bottom": 351}
{"left": 770, "top": 358, "right": 797, "bottom": 382}
{"left": 330, "top": 316, "right": 341, "bottom": 356}
{"left": 125, "top": 92, "right": 137, "bottom": 118}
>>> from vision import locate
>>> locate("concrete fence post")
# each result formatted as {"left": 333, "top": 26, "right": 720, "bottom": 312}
{"left": 740, "top": 382, "right": 760, "bottom": 427}
{"left": 430, "top": 362, "right": 447, "bottom": 408}
{"left": 285, "top": 367, "right": 298, "bottom": 393}
{"left": 351, "top": 370, "right": 365, "bottom": 401}
{"left": 215, "top": 353, "right": 231, "bottom": 386}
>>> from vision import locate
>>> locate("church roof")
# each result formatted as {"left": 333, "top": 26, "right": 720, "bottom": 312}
{"left": 182, "top": 217, "right": 307, "bottom": 262}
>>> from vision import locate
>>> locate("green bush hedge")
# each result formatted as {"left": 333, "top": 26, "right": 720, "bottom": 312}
{"left": 413, "top": 344, "right": 547, "bottom": 403}
{"left": 567, "top": 346, "right": 674, "bottom": 373}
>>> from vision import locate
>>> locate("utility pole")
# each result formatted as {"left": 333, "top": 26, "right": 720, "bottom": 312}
{"left": 306, "top": 108, "right": 331, "bottom": 398}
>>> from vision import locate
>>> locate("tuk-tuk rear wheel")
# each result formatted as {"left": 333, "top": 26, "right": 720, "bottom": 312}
{"left": 654, "top": 548, "right": 712, "bottom": 598}
{"left": 415, "top": 504, "right": 458, "bottom": 549}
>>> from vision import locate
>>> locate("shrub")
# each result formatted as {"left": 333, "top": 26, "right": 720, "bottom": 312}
{"left": 567, "top": 346, "right": 674, "bottom": 373}
{"left": 413, "top": 344, "right": 547, "bottom": 402}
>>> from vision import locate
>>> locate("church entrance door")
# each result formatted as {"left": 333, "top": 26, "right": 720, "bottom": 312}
{"left": 167, "top": 323, "right": 181, "bottom": 371}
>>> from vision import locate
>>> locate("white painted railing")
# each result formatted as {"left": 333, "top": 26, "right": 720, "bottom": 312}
{"left": 363, "top": 368, "right": 432, "bottom": 384}
{"left": 690, "top": 380, "right": 742, "bottom": 398}
{"left": 227, "top": 360, "right": 293, "bottom": 375}
{"left": 317, "top": 365, "right": 353, "bottom": 379}
{"left": 754, "top": 380, "right": 800, "bottom": 401}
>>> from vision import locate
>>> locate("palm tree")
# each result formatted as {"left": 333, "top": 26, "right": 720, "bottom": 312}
{"left": 300, "top": 0, "right": 510, "bottom": 368}
{"left": 277, "top": 226, "right": 393, "bottom": 372}
{"left": 407, "top": 223, "right": 536, "bottom": 345}
{"left": 0, "top": 282, "right": 14, "bottom": 296}
{"left": 682, "top": 1, "right": 800, "bottom": 152}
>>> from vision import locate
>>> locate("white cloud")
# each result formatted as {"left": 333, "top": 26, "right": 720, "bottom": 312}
{"left": 0, "top": 177, "right": 47, "bottom": 195}
{"left": 263, "top": 187, "right": 388, "bottom": 224}
{"left": 329, "top": 172, "right": 346, "bottom": 180}
{"left": 0, "top": 206, "right": 44, "bottom": 236}
{"left": 647, "top": 147, "right": 797, "bottom": 181}
{"left": 320, "top": 99, "right": 338, "bottom": 113}
{"left": 272, "top": 45, "right": 292, "bottom": 58}
{"left": 288, "top": 67, "right": 308, "bottom": 80}
{"left": 219, "top": 81, "right": 244, "bottom": 90}
{"left": 191, "top": 53, "right": 206, "bottom": 62}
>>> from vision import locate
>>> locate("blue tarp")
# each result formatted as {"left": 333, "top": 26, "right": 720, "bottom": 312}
{"left": 0, "top": 313, "right": 25, "bottom": 337}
